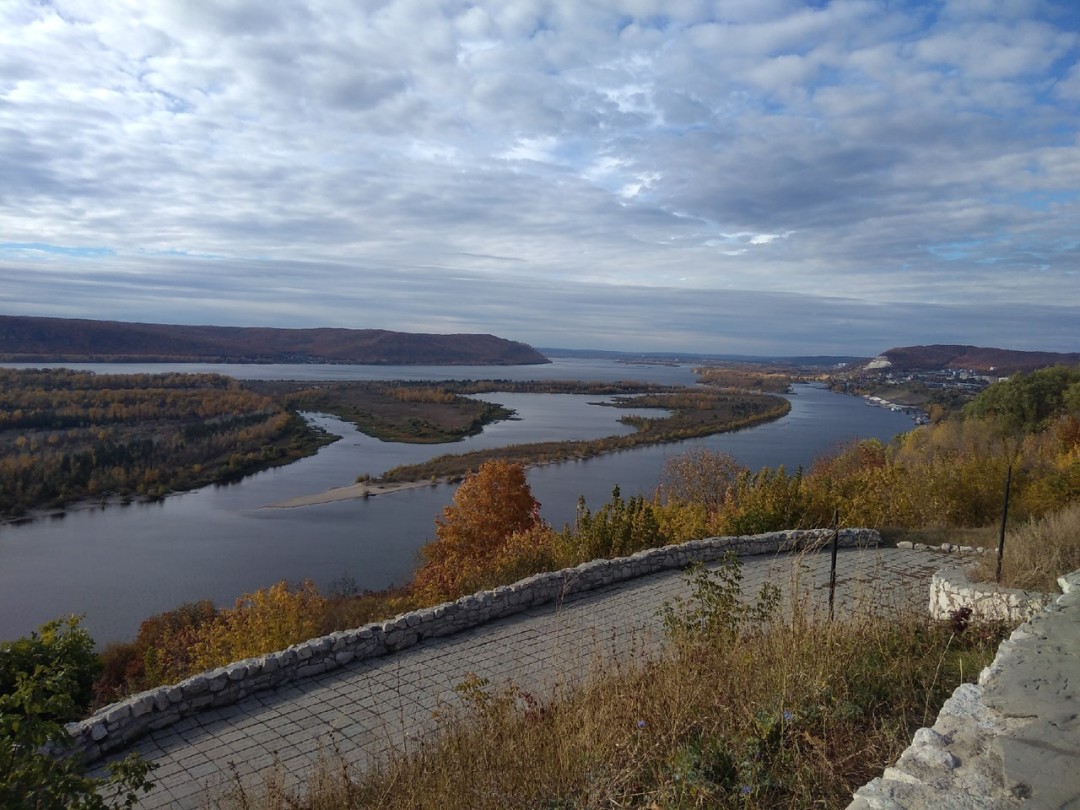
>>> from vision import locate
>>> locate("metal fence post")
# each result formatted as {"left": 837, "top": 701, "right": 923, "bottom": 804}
{"left": 828, "top": 508, "right": 840, "bottom": 621}
{"left": 996, "top": 464, "right": 1013, "bottom": 584}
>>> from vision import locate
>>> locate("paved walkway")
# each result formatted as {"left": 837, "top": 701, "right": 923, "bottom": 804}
{"left": 93, "top": 547, "right": 946, "bottom": 808}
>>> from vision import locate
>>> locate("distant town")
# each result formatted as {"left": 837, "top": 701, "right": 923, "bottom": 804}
{"left": 829, "top": 356, "right": 1014, "bottom": 424}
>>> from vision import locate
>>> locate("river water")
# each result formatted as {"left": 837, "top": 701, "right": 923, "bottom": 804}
{"left": 0, "top": 360, "right": 913, "bottom": 644}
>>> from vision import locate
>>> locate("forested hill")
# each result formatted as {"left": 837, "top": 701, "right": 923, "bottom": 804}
{"left": 0, "top": 315, "right": 550, "bottom": 365}
{"left": 877, "top": 344, "right": 1080, "bottom": 375}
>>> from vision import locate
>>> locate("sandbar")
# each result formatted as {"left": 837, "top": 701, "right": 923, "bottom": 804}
{"left": 265, "top": 479, "right": 433, "bottom": 509}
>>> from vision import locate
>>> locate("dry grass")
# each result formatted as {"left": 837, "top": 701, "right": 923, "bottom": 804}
{"left": 880, "top": 525, "right": 1000, "bottom": 550}
{"left": 213, "top": 560, "right": 1003, "bottom": 810}
{"left": 970, "top": 502, "right": 1080, "bottom": 592}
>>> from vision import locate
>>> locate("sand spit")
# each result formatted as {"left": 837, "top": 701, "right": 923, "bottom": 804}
{"left": 265, "top": 479, "right": 433, "bottom": 508}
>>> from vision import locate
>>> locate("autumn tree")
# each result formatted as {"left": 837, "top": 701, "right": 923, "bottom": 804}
{"left": 96, "top": 600, "right": 219, "bottom": 699}
{"left": 657, "top": 448, "right": 747, "bottom": 512}
{"left": 413, "top": 460, "right": 542, "bottom": 601}
{"left": 186, "top": 581, "right": 326, "bottom": 674}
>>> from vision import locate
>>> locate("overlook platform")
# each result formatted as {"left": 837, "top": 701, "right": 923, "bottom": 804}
{"left": 91, "top": 545, "right": 944, "bottom": 808}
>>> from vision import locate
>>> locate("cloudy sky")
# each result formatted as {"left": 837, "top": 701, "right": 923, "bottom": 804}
{"left": 2, "top": 0, "right": 1079, "bottom": 356}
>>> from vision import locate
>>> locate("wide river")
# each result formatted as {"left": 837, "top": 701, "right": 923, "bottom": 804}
{"left": 0, "top": 359, "right": 913, "bottom": 644}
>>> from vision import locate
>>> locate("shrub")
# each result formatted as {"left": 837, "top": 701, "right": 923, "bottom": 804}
{"left": 186, "top": 581, "right": 327, "bottom": 675}
{"left": 0, "top": 617, "right": 155, "bottom": 809}
{"left": 0, "top": 616, "right": 100, "bottom": 720}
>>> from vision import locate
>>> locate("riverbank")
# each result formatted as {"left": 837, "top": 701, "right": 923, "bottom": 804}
{"left": 378, "top": 393, "right": 791, "bottom": 485}
{"left": 267, "top": 389, "right": 793, "bottom": 510}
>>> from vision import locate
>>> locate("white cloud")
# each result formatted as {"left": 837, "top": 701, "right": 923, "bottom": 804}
{"left": 1057, "top": 61, "right": 1080, "bottom": 102}
{"left": 0, "top": 0, "right": 1077, "bottom": 354}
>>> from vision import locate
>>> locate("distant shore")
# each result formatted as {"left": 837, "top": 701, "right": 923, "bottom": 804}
{"left": 265, "top": 479, "right": 434, "bottom": 508}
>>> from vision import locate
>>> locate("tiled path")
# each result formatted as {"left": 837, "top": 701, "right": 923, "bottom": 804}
{"left": 93, "top": 547, "right": 947, "bottom": 808}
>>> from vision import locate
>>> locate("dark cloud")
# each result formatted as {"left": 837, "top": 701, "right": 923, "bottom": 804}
{"left": 0, "top": 0, "right": 1077, "bottom": 354}
{"left": 1, "top": 253, "right": 1076, "bottom": 356}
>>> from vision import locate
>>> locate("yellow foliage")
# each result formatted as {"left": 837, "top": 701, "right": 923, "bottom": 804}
{"left": 413, "top": 460, "right": 542, "bottom": 602}
{"left": 653, "top": 404, "right": 1079, "bottom": 537}
{"left": 146, "top": 581, "right": 327, "bottom": 680}
{"left": 652, "top": 500, "right": 711, "bottom": 545}
{"left": 485, "top": 524, "right": 560, "bottom": 589}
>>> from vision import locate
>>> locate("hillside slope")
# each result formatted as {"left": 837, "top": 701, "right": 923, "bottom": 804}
{"left": 878, "top": 344, "right": 1079, "bottom": 375}
{"left": 0, "top": 316, "right": 550, "bottom": 365}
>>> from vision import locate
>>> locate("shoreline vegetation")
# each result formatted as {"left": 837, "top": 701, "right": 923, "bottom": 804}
{"left": 0, "top": 368, "right": 793, "bottom": 520}
{"left": 243, "top": 379, "right": 521, "bottom": 444}
{"left": 265, "top": 382, "right": 793, "bottom": 507}
{"left": 379, "top": 391, "right": 790, "bottom": 484}
{"left": 0, "top": 368, "right": 335, "bottom": 521}
{"left": 275, "top": 396, "right": 791, "bottom": 508}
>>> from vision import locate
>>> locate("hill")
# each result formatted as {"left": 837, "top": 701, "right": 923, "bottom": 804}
{"left": 0, "top": 316, "right": 550, "bottom": 366}
{"left": 873, "top": 344, "right": 1080, "bottom": 375}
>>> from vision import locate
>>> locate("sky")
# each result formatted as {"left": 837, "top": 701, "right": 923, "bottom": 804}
{"left": 2, "top": 0, "right": 1079, "bottom": 357}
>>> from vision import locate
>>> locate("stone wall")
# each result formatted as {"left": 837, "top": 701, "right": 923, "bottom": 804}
{"left": 849, "top": 569, "right": 1080, "bottom": 809}
{"left": 897, "top": 539, "right": 1056, "bottom": 623}
{"left": 928, "top": 565, "right": 1056, "bottom": 624}
{"left": 66, "top": 528, "right": 877, "bottom": 764}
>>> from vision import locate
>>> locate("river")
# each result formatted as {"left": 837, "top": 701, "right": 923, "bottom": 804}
{"left": 0, "top": 360, "right": 913, "bottom": 644}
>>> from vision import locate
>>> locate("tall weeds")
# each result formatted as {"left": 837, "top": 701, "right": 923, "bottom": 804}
{"left": 215, "top": 559, "right": 1004, "bottom": 810}
{"left": 972, "top": 501, "right": 1080, "bottom": 592}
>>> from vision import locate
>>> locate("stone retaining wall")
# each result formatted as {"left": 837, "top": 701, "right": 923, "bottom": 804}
{"left": 849, "top": 569, "right": 1080, "bottom": 809}
{"left": 67, "top": 528, "right": 877, "bottom": 764}
{"left": 928, "top": 565, "right": 1056, "bottom": 623}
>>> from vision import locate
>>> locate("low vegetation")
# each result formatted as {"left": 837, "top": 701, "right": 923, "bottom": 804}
{"left": 970, "top": 502, "right": 1080, "bottom": 592}
{"left": 377, "top": 388, "right": 791, "bottom": 484}
{"left": 243, "top": 380, "right": 514, "bottom": 443}
{"left": 216, "top": 557, "right": 1005, "bottom": 809}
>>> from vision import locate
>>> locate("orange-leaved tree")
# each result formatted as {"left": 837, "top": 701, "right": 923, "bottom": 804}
{"left": 412, "top": 460, "right": 543, "bottom": 601}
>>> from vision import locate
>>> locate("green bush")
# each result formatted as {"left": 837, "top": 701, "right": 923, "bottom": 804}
{"left": 0, "top": 617, "right": 156, "bottom": 808}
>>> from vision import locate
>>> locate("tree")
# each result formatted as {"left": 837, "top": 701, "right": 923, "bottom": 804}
{"left": 964, "top": 366, "right": 1080, "bottom": 435}
{"left": 0, "top": 617, "right": 155, "bottom": 808}
{"left": 188, "top": 580, "right": 327, "bottom": 675}
{"left": 657, "top": 448, "right": 747, "bottom": 512}
{"left": 567, "top": 485, "right": 663, "bottom": 560}
{"left": 413, "top": 460, "right": 541, "bottom": 600}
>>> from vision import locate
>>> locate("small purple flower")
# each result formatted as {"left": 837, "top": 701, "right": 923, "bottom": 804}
{"left": 740, "top": 784, "right": 753, "bottom": 795}
{"left": 636, "top": 719, "right": 647, "bottom": 728}
{"left": 782, "top": 709, "right": 794, "bottom": 723}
